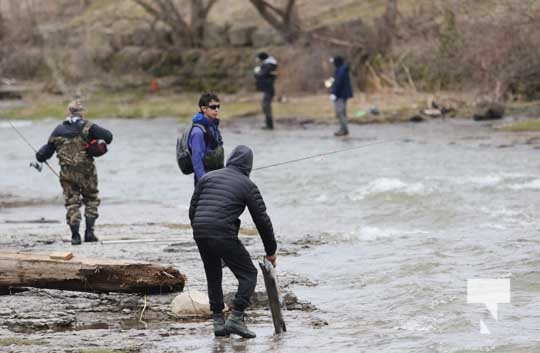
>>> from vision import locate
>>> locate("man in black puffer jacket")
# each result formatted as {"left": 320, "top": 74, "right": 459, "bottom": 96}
{"left": 189, "top": 145, "right": 277, "bottom": 338}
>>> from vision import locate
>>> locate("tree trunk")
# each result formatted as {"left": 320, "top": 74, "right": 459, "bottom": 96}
{"left": 249, "top": 0, "right": 301, "bottom": 43}
{"left": 0, "top": 250, "right": 185, "bottom": 294}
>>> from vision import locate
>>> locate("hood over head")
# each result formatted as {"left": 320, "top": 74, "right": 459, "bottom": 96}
{"left": 192, "top": 111, "right": 219, "bottom": 126}
{"left": 332, "top": 55, "right": 344, "bottom": 68}
{"left": 226, "top": 145, "right": 253, "bottom": 176}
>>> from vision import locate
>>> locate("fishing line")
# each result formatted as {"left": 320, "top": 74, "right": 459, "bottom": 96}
{"left": 8, "top": 120, "right": 59, "bottom": 177}
{"left": 253, "top": 138, "right": 399, "bottom": 171}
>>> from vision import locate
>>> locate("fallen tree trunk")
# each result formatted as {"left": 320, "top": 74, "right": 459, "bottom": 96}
{"left": 0, "top": 250, "right": 185, "bottom": 294}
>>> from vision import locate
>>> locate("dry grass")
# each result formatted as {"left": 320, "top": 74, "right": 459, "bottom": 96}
{"left": 497, "top": 119, "right": 540, "bottom": 132}
{"left": 0, "top": 89, "right": 474, "bottom": 123}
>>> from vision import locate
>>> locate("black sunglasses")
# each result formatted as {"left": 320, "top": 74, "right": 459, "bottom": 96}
{"left": 207, "top": 104, "right": 220, "bottom": 110}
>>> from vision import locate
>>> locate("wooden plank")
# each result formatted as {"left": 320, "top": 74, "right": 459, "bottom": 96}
{"left": 49, "top": 252, "right": 73, "bottom": 261}
{"left": 0, "top": 250, "right": 185, "bottom": 294}
{"left": 258, "top": 257, "right": 286, "bottom": 334}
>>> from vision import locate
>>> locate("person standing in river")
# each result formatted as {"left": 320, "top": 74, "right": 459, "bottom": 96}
{"left": 254, "top": 52, "right": 278, "bottom": 130}
{"left": 330, "top": 55, "right": 353, "bottom": 136}
{"left": 188, "top": 93, "right": 225, "bottom": 185}
{"left": 189, "top": 145, "right": 277, "bottom": 338}
{"left": 35, "top": 100, "right": 113, "bottom": 245}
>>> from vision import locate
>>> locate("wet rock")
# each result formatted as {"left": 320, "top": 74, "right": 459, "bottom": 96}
{"left": 310, "top": 317, "right": 329, "bottom": 328}
{"left": 473, "top": 102, "right": 505, "bottom": 121}
{"left": 170, "top": 291, "right": 211, "bottom": 316}
{"left": 224, "top": 289, "right": 316, "bottom": 311}
{"left": 409, "top": 115, "right": 424, "bottom": 123}
{"left": 291, "top": 234, "right": 329, "bottom": 248}
{"left": 279, "top": 272, "right": 319, "bottom": 287}
{"left": 525, "top": 136, "right": 540, "bottom": 145}
{"left": 5, "top": 311, "right": 75, "bottom": 332}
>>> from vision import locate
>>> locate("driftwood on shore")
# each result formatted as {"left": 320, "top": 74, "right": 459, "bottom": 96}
{"left": 0, "top": 250, "right": 185, "bottom": 294}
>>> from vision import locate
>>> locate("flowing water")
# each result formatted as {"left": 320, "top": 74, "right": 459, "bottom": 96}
{"left": 1, "top": 117, "right": 540, "bottom": 352}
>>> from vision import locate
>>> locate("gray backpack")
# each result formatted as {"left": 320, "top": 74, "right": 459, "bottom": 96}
{"left": 176, "top": 124, "right": 224, "bottom": 175}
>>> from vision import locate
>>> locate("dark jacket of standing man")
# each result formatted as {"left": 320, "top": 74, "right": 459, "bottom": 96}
{"left": 188, "top": 93, "right": 224, "bottom": 184}
{"left": 254, "top": 52, "right": 278, "bottom": 130}
{"left": 36, "top": 100, "right": 113, "bottom": 245}
{"left": 189, "top": 145, "right": 277, "bottom": 338}
{"left": 331, "top": 56, "right": 353, "bottom": 136}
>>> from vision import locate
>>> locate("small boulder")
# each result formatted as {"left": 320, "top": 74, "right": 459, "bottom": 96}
{"left": 170, "top": 290, "right": 211, "bottom": 316}
{"left": 473, "top": 102, "right": 505, "bottom": 121}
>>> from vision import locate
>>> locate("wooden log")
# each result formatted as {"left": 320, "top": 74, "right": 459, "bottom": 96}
{"left": 258, "top": 258, "right": 286, "bottom": 334}
{"left": 0, "top": 250, "right": 185, "bottom": 294}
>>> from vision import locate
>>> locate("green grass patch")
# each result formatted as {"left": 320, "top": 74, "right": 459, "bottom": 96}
{"left": 0, "top": 337, "right": 47, "bottom": 346}
{"left": 498, "top": 119, "right": 540, "bottom": 132}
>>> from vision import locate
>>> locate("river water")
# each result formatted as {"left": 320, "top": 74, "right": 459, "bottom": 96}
{"left": 1, "top": 117, "right": 540, "bottom": 352}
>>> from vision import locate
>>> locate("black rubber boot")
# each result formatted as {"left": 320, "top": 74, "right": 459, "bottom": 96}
{"left": 224, "top": 310, "right": 256, "bottom": 338}
{"left": 70, "top": 224, "right": 81, "bottom": 245}
{"left": 84, "top": 217, "right": 98, "bottom": 242}
{"left": 212, "top": 313, "right": 229, "bottom": 337}
{"left": 334, "top": 129, "right": 349, "bottom": 137}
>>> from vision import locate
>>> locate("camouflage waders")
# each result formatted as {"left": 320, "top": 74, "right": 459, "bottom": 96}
{"left": 50, "top": 122, "right": 100, "bottom": 226}
{"left": 60, "top": 164, "right": 100, "bottom": 225}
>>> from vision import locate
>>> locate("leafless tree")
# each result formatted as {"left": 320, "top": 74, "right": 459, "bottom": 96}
{"left": 248, "top": 0, "right": 301, "bottom": 43}
{"left": 132, "top": 0, "right": 218, "bottom": 47}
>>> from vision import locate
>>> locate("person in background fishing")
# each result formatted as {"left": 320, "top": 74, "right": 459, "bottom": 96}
{"left": 330, "top": 55, "right": 353, "bottom": 136}
{"left": 189, "top": 145, "right": 277, "bottom": 338}
{"left": 254, "top": 52, "right": 278, "bottom": 130}
{"left": 35, "top": 100, "right": 113, "bottom": 245}
{"left": 189, "top": 93, "right": 224, "bottom": 185}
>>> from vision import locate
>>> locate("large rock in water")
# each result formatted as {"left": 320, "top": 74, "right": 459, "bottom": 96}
{"left": 473, "top": 102, "right": 506, "bottom": 121}
{"left": 171, "top": 291, "right": 211, "bottom": 316}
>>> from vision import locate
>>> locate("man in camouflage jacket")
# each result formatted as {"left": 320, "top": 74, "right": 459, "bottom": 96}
{"left": 36, "top": 100, "right": 113, "bottom": 245}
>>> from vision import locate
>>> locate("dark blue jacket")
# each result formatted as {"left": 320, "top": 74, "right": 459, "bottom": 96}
{"left": 332, "top": 64, "right": 353, "bottom": 100}
{"left": 188, "top": 112, "right": 223, "bottom": 181}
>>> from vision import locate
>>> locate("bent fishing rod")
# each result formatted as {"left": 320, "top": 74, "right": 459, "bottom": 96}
{"left": 253, "top": 138, "right": 399, "bottom": 171}
{"left": 8, "top": 120, "right": 59, "bottom": 178}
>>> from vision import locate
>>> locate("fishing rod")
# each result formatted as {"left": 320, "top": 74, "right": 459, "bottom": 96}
{"left": 253, "top": 138, "right": 399, "bottom": 171}
{"left": 8, "top": 120, "right": 59, "bottom": 178}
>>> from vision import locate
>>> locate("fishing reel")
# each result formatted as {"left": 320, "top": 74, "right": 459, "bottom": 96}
{"left": 29, "top": 161, "right": 43, "bottom": 172}
{"left": 324, "top": 77, "right": 334, "bottom": 88}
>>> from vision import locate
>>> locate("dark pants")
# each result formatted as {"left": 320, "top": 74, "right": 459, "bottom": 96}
{"left": 195, "top": 237, "right": 258, "bottom": 314}
{"left": 334, "top": 98, "right": 348, "bottom": 133}
{"left": 262, "top": 91, "right": 274, "bottom": 129}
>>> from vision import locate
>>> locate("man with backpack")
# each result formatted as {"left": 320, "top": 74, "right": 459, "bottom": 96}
{"left": 177, "top": 93, "right": 225, "bottom": 185}
{"left": 35, "top": 100, "right": 113, "bottom": 245}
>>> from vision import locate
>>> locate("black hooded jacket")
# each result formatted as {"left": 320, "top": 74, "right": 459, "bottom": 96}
{"left": 189, "top": 145, "right": 277, "bottom": 256}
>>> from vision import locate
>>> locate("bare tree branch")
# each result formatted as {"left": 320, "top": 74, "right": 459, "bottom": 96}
{"left": 133, "top": 0, "right": 218, "bottom": 47}
{"left": 249, "top": 0, "right": 301, "bottom": 43}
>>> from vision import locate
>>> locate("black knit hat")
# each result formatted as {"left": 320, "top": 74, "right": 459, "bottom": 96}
{"left": 332, "top": 56, "right": 344, "bottom": 68}
{"left": 257, "top": 52, "right": 269, "bottom": 61}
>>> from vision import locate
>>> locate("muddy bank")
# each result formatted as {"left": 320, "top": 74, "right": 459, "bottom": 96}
{"left": 0, "top": 199, "right": 322, "bottom": 353}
